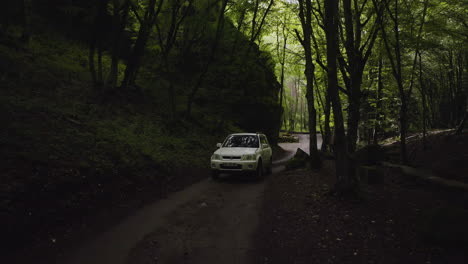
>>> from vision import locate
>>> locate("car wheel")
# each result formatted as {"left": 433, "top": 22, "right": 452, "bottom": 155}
{"left": 211, "top": 170, "right": 219, "bottom": 180}
{"left": 256, "top": 160, "right": 264, "bottom": 180}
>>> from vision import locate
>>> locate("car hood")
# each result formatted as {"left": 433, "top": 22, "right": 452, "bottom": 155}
{"left": 214, "top": 147, "right": 257, "bottom": 156}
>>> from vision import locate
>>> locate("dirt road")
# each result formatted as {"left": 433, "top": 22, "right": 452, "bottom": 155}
{"left": 273, "top": 133, "right": 321, "bottom": 171}
{"left": 61, "top": 134, "right": 319, "bottom": 264}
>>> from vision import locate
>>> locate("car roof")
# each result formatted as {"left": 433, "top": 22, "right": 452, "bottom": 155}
{"left": 229, "top": 133, "right": 261, "bottom": 136}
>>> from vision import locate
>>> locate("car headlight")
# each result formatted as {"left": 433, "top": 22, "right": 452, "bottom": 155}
{"left": 242, "top": 154, "right": 256, "bottom": 160}
{"left": 211, "top": 154, "right": 221, "bottom": 160}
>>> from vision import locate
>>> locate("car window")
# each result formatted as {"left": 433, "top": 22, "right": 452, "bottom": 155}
{"left": 260, "top": 135, "right": 269, "bottom": 146}
{"left": 223, "top": 135, "right": 259, "bottom": 148}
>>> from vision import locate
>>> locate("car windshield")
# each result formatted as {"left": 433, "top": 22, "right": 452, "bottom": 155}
{"left": 222, "top": 135, "right": 259, "bottom": 148}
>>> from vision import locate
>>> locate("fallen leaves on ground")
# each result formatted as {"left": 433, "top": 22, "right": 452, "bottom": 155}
{"left": 253, "top": 161, "right": 468, "bottom": 264}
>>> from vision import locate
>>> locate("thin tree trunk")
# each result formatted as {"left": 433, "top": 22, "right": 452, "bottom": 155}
{"left": 186, "top": 0, "right": 228, "bottom": 116}
{"left": 315, "top": 77, "right": 330, "bottom": 152}
{"left": 373, "top": 53, "right": 384, "bottom": 144}
{"left": 107, "top": 0, "right": 130, "bottom": 90}
{"left": 89, "top": 0, "right": 108, "bottom": 88}
{"left": 456, "top": 112, "right": 468, "bottom": 135}
{"left": 320, "top": 75, "right": 332, "bottom": 152}
{"left": 278, "top": 21, "right": 288, "bottom": 127}
{"left": 418, "top": 52, "right": 427, "bottom": 149}
{"left": 379, "top": 0, "right": 429, "bottom": 164}
{"left": 97, "top": 43, "right": 104, "bottom": 85}
{"left": 19, "top": 0, "right": 31, "bottom": 44}
{"left": 246, "top": 0, "right": 274, "bottom": 55}
{"left": 340, "top": 0, "right": 382, "bottom": 153}
{"left": 122, "top": 0, "right": 163, "bottom": 89}
{"left": 89, "top": 37, "right": 97, "bottom": 85}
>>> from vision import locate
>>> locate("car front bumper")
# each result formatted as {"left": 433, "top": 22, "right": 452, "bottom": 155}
{"left": 210, "top": 160, "right": 258, "bottom": 172}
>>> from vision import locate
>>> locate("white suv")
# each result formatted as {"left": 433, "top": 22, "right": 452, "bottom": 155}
{"left": 210, "top": 133, "right": 273, "bottom": 179}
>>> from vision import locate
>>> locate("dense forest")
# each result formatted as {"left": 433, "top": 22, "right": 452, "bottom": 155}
{"left": 1, "top": 0, "right": 283, "bottom": 254}
{"left": 268, "top": 0, "right": 467, "bottom": 190}
{"left": 0, "top": 0, "right": 467, "bottom": 260}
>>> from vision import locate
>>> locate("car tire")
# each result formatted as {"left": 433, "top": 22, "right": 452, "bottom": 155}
{"left": 256, "top": 160, "right": 264, "bottom": 180}
{"left": 211, "top": 170, "right": 219, "bottom": 180}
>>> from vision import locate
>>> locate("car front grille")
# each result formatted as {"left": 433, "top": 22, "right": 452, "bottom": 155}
{"left": 220, "top": 164, "right": 242, "bottom": 169}
{"left": 222, "top": 156, "right": 241, "bottom": 160}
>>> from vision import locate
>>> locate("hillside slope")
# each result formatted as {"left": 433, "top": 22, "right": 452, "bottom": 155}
{"left": 0, "top": 32, "right": 231, "bottom": 256}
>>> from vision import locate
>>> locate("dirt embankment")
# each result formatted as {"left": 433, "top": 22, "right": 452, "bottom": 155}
{"left": 384, "top": 131, "right": 468, "bottom": 183}
{"left": 253, "top": 160, "right": 468, "bottom": 264}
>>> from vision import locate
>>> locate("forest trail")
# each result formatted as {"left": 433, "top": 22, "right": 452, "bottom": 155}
{"left": 59, "top": 134, "right": 319, "bottom": 264}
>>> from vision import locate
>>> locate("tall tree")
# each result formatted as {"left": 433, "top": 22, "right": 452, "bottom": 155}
{"left": 325, "top": 0, "right": 353, "bottom": 191}
{"left": 89, "top": 0, "right": 109, "bottom": 88}
{"left": 247, "top": 0, "right": 275, "bottom": 53}
{"left": 372, "top": 47, "right": 385, "bottom": 144}
{"left": 295, "top": 0, "right": 321, "bottom": 168}
{"left": 377, "top": 0, "right": 429, "bottom": 164}
{"left": 275, "top": 9, "right": 291, "bottom": 126}
{"left": 338, "top": 0, "right": 383, "bottom": 153}
{"left": 107, "top": 0, "right": 131, "bottom": 90}
{"left": 19, "top": 0, "right": 31, "bottom": 44}
{"left": 155, "top": 0, "right": 194, "bottom": 118}
{"left": 121, "top": 0, "right": 164, "bottom": 89}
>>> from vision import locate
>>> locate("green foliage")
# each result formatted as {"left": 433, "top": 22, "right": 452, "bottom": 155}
{"left": 0, "top": 0, "right": 285, "bottom": 245}
{"left": 0, "top": 27, "right": 240, "bottom": 250}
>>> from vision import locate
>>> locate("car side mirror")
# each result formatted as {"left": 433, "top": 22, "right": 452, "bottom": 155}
{"left": 216, "top": 143, "right": 222, "bottom": 148}
{"left": 262, "top": 143, "right": 269, "bottom": 149}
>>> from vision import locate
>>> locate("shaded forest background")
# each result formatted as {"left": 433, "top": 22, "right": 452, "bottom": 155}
{"left": 0, "top": 0, "right": 281, "bottom": 254}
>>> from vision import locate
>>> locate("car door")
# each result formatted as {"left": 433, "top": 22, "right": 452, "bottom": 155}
{"left": 259, "top": 135, "right": 272, "bottom": 165}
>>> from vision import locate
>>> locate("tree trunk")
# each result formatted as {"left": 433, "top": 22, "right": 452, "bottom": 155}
{"left": 246, "top": 0, "right": 274, "bottom": 55}
{"left": 186, "top": 0, "right": 228, "bottom": 116}
{"left": 122, "top": 0, "right": 162, "bottom": 89}
{"left": 418, "top": 52, "right": 427, "bottom": 149}
{"left": 89, "top": 36, "right": 97, "bottom": 85}
{"left": 19, "top": 0, "right": 31, "bottom": 44}
{"left": 322, "top": 80, "right": 332, "bottom": 152}
{"left": 316, "top": 78, "right": 331, "bottom": 152}
{"left": 297, "top": 0, "right": 320, "bottom": 168}
{"left": 340, "top": 0, "right": 381, "bottom": 153}
{"left": 379, "top": 0, "right": 428, "bottom": 164}
{"left": 373, "top": 53, "right": 384, "bottom": 144}
{"left": 456, "top": 112, "right": 468, "bottom": 135}
{"left": 97, "top": 42, "right": 104, "bottom": 85}
{"left": 294, "top": 79, "right": 300, "bottom": 130}
{"left": 88, "top": 0, "right": 109, "bottom": 88}
{"left": 107, "top": 0, "right": 130, "bottom": 90}
{"left": 278, "top": 23, "right": 287, "bottom": 128}
{"left": 346, "top": 70, "right": 363, "bottom": 152}
{"left": 325, "top": 0, "right": 353, "bottom": 192}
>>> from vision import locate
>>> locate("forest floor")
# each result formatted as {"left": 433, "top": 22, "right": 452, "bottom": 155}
{"left": 253, "top": 132, "right": 468, "bottom": 264}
